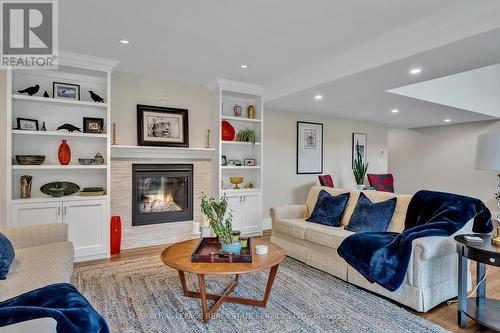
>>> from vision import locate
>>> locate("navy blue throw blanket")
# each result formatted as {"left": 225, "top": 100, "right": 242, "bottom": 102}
{"left": 338, "top": 190, "right": 493, "bottom": 292}
{"left": 0, "top": 283, "right": 108, "bottom": 333}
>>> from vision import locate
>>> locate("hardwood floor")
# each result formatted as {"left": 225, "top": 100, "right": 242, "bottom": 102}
{"left": 74, "top": 234, "right": 499, "bottom": 332}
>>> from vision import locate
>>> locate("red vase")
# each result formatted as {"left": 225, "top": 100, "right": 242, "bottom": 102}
{"left": 58, "top": 140, "right": 71, "bottom": 165}
{"left": 110, "top": 216, "right": 122, "bottom": 255}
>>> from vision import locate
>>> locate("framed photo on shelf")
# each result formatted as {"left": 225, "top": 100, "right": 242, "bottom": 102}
{"left": 352, "top": 133, "right": 367, "bottom": 168}
{"left": 83, "top": 117, "right": 104, "bottom": 133}
{"left": 221, "top": 155, "right": 227, "bottom": 166}
{"left": 16, "top": 118, "right": 39, "bottom": 131}
{"left": 296, "top": 121, "right": 323, "bottom": 174}
{"left": 244, "top": 159, "right": 256, "bottom": 166}
{"left": 137, "top": 104, "right": 189, "bottom": 147}
{"left": 53, "top": 82, "right": 80, "bottom": 100}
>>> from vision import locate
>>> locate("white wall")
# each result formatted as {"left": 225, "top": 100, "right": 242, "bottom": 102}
{"left": 388, "top": 120, "right": 500, "bottom": 212}
{"left": 111, "top": 71, "right": 210, "bottom": 148}
{"left": 263, "top": 109, "right": 389, "bottom": 218}
{"left": 0, "top": 70, "right": 7, "bottom": 227}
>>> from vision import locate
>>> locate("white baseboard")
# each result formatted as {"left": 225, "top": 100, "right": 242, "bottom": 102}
{"left": 263, "top": 217, "right": 272, "bottom": 230}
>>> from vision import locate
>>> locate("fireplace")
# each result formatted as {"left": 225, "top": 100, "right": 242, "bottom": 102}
{"left": 132, "top": 164, "right": 193, "bottom": 226}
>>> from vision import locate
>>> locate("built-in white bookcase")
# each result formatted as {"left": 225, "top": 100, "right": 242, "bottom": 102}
{"left": 209, "top": 79, "right": 264, "bottom": 236}
{"left": 5, "top": 52, "right": 118, "bottom": 261}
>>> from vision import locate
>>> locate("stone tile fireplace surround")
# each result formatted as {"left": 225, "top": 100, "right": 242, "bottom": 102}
{"left": 111, "top": 158, "right": 210, "bottom": 249}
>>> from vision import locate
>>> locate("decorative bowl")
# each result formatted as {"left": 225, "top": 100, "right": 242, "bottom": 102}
{"left": 221, "top": 241, "right": 242, "bottom": 254}
{"left": 229, "top": 177, "right": 244, "bottom": 189}
{"left": 15, "top": 155, "right": 45, "bottom": 165}
{"left": 78, "top": 158, "right": 98, "bottom": 165}
{"left": 40, "top": 182, "right": 80, "bottom": 196}
{"left": 221, "top": 120, "right": 235, "bottom": 141}
{"left": 49, "top": 188, "right": 65, "bottom": 197}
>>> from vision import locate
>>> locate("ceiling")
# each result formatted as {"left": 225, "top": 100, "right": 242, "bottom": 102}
{"left": 266, "top": 28, "right": 500, "bottom": 128}
{"left": 387, "top": 63, "right": 500, "bottom": 118}
{"left": 59, "top": 0, "right": 500, "bottom": 128}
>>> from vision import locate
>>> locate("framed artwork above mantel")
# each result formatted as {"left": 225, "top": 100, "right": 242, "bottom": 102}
{"left": 296, "top": 121, "right": 323, "bottom": 174}
{"left": 137, "top": 104, "right": 189, "bottom": 147}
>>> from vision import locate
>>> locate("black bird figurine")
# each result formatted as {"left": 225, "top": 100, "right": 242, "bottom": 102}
{"left": 56, "top": 124, "right": 81, "bottom": 132}
{"left": 18, "top": 84, "right": 40, "bottom": 96}
{"left": 43, "top": 91, "right": 49, "bottom": 98}
{"left": 89, "top": 91, "right": 104, "bottom": 103}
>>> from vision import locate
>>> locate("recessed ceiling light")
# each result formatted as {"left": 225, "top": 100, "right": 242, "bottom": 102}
{"left": 391, "top": 109, "right": 399, "bottom": 114}
{"left": 314, "top": 95, "right": 323, "bottom": 100}
{"left": 444, "top": 118, "right": 451, "bottom": 123}
{"left": 409, "top": 67, "right": 422, "bottom": 75}
{"left": 119, "top": 39, "right": 130, "bottom": 44}
{"left": 240, "top": 64, "right": 249, "bottom": 69}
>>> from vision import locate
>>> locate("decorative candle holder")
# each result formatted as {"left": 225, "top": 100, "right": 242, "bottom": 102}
{"left": 493, "top": 226, "right": 500, "bottom": 246}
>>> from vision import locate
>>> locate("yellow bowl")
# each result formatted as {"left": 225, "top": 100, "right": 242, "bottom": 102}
{"left": 229, "top": 177, "right": 244, "bottom": 189}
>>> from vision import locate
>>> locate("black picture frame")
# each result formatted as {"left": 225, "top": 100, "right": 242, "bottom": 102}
{"left": 352, "top": 133, "right": 367, "bottom": 168}
{"left": 296, "top": 121, "right": 323, "bottom": 174}
{"left": 53, "top": 82, "right": 80, "bottom": 100}
{"left": 83, "top": 117, "right": 104, "bottom": 133}
{"left": 17, "top": 117, "right": 39, "bottom": 131}
{"left": 137, "top": 104, "right": 189, "bottom": 147}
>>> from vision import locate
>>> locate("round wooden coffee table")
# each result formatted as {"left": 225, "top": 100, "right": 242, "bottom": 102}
{"left": 161, "top": 238, "right": 285, "bottom": 323}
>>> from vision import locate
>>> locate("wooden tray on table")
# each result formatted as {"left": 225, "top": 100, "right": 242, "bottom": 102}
{"left": 191, "top": 237, "right": 253, "bottom": 263}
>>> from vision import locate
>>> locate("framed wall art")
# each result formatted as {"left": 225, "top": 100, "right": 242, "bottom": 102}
{"left": 53, "top": 82, "right": 80, "bottom": 100}
{"left": 83, "top": 117, "right": 104, "bottom": 133}
{"left": 137, "top": 104, "right": 189, "bottom": 147}
{"left": 296, "top": 121, "right": 323, "bottom": 174}
{"left": 352, "top": 133, "right": 367, "bottom": 168}
{"left": 17, "top": 118, "right": 39, "bottom": 131}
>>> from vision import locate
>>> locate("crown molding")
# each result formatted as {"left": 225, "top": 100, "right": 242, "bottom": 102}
{"left": 58, "top": 51, "right": 119, "bottom": 72}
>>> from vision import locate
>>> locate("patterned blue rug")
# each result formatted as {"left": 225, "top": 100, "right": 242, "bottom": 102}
{"left": 73, "top": 256, "right": 449, "bottom": 333}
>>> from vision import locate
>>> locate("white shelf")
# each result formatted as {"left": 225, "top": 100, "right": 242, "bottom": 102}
{"left": 221, "top": 166, "right": 261, "bottom": 170}
{"left": 11, "top": 195, "right": 108, "bottom": 204}
{"left": 12, "top": 165, "right": 107, "bottom": 170}
{"left": 221, "top": 116, "right": 261, "bottom": 123}
{"left": 12, "top": 130, "right": 107, "bottom": 138}
{"left": 222, "top": 188, "right": 261, "bottom": 194}
{"left": 222, "top": 141, "right": 261, "bottom": 146}
{"left": 12, "top": 94, "right": 108, "bottom": 108}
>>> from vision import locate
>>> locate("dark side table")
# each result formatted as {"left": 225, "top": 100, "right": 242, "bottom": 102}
{"left": 455, "top": 234, "right": 500, "bottom": 331}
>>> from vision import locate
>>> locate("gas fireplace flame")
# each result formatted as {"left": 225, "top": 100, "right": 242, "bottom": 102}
{"left": 140, "top": 190, "right": 182, "bottom": 213}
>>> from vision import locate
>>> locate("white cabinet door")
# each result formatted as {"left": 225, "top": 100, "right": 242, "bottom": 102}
{"left": 63, "top": 200, "right": 108, "bottom": 261}
{"left": 11, "top": 202, "right": 62, "bottom": 227}
{"left": 241, "top": 193, "right": 262, "bottom": 234}
{"left": 225, "top": 194, "right": 242, "bottom": 232}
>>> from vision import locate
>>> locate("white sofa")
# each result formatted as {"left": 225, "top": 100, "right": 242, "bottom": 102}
{"left": 270, "top": 186, "right": 472, "bottom": 312}
{"left": 0, "top": 224, "right": 74, "bottom": 332}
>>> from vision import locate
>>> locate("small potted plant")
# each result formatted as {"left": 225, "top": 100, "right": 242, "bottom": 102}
{"left": 235, "top": 128, "right": 256, "bottom": 144}
{"left": 353, "top": 149, "right": 368, "bottom": 190}
{"left": 200, "top": 194, "right": 241, "bottom": 254}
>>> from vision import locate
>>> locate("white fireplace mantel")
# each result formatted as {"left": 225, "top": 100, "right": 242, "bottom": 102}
{"left": 110, "top": 145, "right": 215, "bottom": 160}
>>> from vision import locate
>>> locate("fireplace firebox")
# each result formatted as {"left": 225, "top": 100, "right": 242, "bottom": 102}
{"left": 132, "top": 164, "right": 193, "bottom": 226}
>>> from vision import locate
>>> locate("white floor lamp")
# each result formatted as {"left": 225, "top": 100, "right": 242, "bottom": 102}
{"left": 475, "top": 133, "right": 500, "bottom": 245}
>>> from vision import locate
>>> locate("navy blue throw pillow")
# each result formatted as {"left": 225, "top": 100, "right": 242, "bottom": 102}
{"left": 0, "top": 232, "right": 15, "bottom": 279}
{"left": 345, "top": 193, "right": 397, "bottom": 232}
{"left": 306, "top": 190, "right": 350, "bottom": 227}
